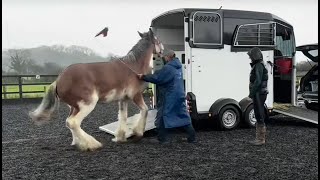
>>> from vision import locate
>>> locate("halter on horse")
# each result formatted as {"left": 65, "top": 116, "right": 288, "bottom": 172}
{"left": 29, "top": 28, "right": 164, "bottom": 151}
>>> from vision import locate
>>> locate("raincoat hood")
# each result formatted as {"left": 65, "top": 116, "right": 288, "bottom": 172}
{"left": 167, "top": 58, "right": 182, "bottom": 69}
{"left": 248, "top": 47, "right": 263, "bottom": 62}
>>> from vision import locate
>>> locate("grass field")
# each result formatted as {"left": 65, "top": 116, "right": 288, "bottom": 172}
{"left": 2, "top": 84, "right": 153, "bottom": 99}
{"left": 2, "top": 85, "right": 50, "bottom": 99}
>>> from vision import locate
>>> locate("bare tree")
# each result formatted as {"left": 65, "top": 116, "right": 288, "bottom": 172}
{"left": 106, "top": 52, "right": 120, "bottom": 61}
{"left": 42, "top": 62, "right": 64, "bottom": 75}
{"left": 7, "top": 49, "right": 32, "bottom": 74}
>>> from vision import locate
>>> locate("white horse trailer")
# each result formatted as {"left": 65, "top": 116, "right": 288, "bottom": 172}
{"left": 99, "top": 8, "right": 317, "bottom": 137}
{"left": 149, "top": 8, "right": 318, "bottom": 129}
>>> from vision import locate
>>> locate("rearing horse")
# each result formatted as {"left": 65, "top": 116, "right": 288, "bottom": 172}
{"left": 29, "top": 28, "right": 164, "bottom": 151}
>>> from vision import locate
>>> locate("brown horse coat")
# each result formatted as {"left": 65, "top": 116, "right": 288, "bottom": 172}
{"left": 29, "top": 29, "right": 163, "bottom": 151}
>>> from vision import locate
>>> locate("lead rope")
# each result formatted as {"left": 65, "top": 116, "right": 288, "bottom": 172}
{"left": 119, "top": 59, "right": 140, "bottom": 75}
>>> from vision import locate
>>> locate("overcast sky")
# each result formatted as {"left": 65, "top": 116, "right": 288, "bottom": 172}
{"left": 2, "top": 0, "right": 318, "bottom": 61}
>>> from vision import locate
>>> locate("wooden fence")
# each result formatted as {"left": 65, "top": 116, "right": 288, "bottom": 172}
{"left": 2, "top": 75, "right": 58, "bottom": 99}
{"left": 2, "top": 74, "right": 153, "bottom": 99}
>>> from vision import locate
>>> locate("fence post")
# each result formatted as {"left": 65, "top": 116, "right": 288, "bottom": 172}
{"left": 18, "top": 76, "right": 23, "bottom": 99}
{"left": 3, "top": 85, "right": 7, "bottom": 99}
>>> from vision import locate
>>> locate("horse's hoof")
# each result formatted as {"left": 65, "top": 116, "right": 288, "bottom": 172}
{"left": 76, "top": 141, "right": 103, "bottom": 152}
{"left": 132, "top": 129, "right": 144, "bottom": 137}
{"left": 112, "top": 137, "right": 127, "bottom": 143}
{"left": 87, "top": 144, "right": 103, "bottom": 152}
{"left": 131, "top": 135, "right": 143, "bottom": 142}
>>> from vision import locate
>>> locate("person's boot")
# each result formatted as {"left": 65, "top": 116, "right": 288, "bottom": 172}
{"left": 250, "top": 124, "right": 266, "bottom": 146}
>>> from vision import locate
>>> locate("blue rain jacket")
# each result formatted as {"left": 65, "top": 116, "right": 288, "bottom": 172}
{"left": 142, "top": 58, "right": 191, "bottom": 128}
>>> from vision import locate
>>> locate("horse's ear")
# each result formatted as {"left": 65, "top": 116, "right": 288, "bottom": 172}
{"left": 138, "top": 31, "right": 143, "bottom": 38}
{"left": 148, "top": 28, "right": 156, "bottom": 43}
{"left": 149, "top": 28, "right": 154, "bottom": 38}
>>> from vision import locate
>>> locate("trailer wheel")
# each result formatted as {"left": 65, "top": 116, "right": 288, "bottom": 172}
{"left": 244, "top": 104, "right": 256, "bottom": 128}
{"left": 218, "top": 105, "right": 240, "bottom": 130}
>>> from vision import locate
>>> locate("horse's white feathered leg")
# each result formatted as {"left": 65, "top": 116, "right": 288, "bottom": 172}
{"left": 112, "top": 100, "right": 128, "bottom": 143}
{"left": 66, "top": 91, "right": 102, "bottom": 151}
{"left": 66, "top": 106, "right": 77, "bottom": 146}
{"left": 132, "top": 93, "right": 148, "bottom": 138}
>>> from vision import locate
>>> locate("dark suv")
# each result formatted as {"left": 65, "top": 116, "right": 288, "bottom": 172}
{"left": 296, "top": 43, "right": 318, "bottom": 110}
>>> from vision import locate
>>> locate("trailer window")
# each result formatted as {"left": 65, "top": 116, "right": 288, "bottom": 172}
{"left": 275, "top": 23, "right": 295, "bottom": 57}
{"left": 234, "top": 23, "right": 275, "bottom": 47}
{"left": 192, "top": 12, "right": 222, "bottom": 45}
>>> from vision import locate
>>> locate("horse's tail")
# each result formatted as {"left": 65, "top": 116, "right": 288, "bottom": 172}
{"left": 29, "top": 81, "right": 58, "bottom": 125}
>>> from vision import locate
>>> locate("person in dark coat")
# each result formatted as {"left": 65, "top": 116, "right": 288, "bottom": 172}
{"left": 137, "top": 49, "right": 196, "bottom": 144}
{"left": 247, "top": 47, "right": 269, "bottom": 146}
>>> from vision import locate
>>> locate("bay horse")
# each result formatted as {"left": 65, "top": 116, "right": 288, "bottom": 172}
{"left": 29, "top": 28, "right": 164, "bottom": 151}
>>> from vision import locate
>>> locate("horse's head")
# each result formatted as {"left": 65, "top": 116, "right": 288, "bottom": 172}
{"left": 138, "top": 28, "right": 164, "bottom": 56}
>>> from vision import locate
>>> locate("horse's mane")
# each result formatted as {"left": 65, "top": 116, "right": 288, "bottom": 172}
{"left": 112, "top": 32, "right": 152, "bottom": 63}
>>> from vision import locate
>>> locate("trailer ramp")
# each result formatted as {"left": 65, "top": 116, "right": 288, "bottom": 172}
{"left": 273, "top": 103, "right": 318, "bottom": 124}
{"left": 99, "top": 109, "right": 157, "bottom": 137}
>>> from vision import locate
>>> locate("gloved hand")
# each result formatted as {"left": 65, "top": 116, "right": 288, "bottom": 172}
{"left": 137, "top": 74, "right": 144, "bottom": 80}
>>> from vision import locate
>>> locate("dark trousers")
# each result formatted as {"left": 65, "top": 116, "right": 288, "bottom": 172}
{"left": 157, "top": 117, "right": 196, "bottom": 143}
{"left": 252, "top": 93, "right": 267, "bottom": 126}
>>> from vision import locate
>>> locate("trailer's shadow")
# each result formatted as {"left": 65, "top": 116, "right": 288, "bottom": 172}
{"left": 191, "top": 115, "right": 318, "bottom": 131}
{"left": 136, "top": 114, "right": 318, "bottom": 139}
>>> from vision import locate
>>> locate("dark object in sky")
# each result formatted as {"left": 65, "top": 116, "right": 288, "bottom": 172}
{"left": 95, "top": 27, "right": 109, "bottom": 37}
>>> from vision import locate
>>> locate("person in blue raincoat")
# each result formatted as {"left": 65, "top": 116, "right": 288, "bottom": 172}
{"left": 137, "top": 49, "right": 196, "bottom": 144}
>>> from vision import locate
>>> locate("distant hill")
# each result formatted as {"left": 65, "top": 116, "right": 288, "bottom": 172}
{"left": 2, "top": 45, "right": 110, "bottom": 71}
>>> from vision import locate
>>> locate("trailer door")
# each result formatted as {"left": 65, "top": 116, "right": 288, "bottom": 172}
{"left": 187, "top": 11, "right": 225, "bottom": 111}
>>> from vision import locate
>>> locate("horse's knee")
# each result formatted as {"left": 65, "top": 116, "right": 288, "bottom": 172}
{"left": 142, "top": 104, "right": 148, "bottom": 111}
{"left": 66, "top": 117, "right": 78, "bottom": 129}
{"left": 141, "top": 105, "right": 148, "bottom": 116}
{"left": 118, "top": 110, "right": 127, "bottom": 119}
{"left": 138, "top": 103, "right": 148, "bottom": 113}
